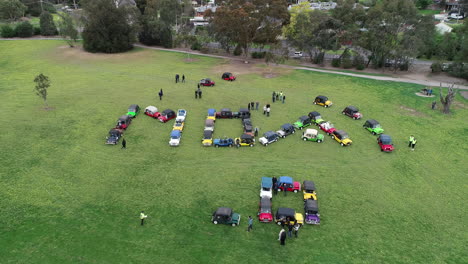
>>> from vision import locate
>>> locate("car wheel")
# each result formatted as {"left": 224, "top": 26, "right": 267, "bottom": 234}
{"left": 282, "top": 136, "right": 286, "bottom": 138}
{"left": 325, "top": 105, "right": 328, "bottom": 108}
{"left": 232, "top": 223, "right": 237, "bottom": 227}
{"left": 326, "top": 132, "right": 330, "bottom": 135}
{"left": 278, "top": 188, "right": 282, "bottom": 192}
{"left": 213, "top": 221, "right": 218, "bottom": 225}
{"left": 215, "top": 145, "right": 219, "bottom": 148}
{"left": 372, "top": 132, "right": 376, "bottom": 135}
{"left": 294, "top": 190, "right": 298, "bottom": 193}
{"left": 340, "top": 143, "right": 344, "bottom": 146}
{"left": 381, "top": 149, "right": 384, "bottom": 152}
{"left": 264, "top": 143, "right": 268, "bottom": 146}
{"left": 331, "top": 136, "right": 335, "bottom": 139}
{"left": 342, "top": 112, "right": 345, "bottom": 115}
{"left": 317, "top": 139, "right": 322, "bottom": 143}
{"left": 250, "top": 144, "right": 254, "bottom": 147}
{"left": 303, "top": 137, "right": 307, "bottom": 141}
{"left": 299, "top": 127, "right": 302, "bottom": 130}
{"left": 277, "top": 221, "right": 282, "bottom": 226}
{"left": 292, "top": 131, "right": 295, "bottom": 134}
{"left": 353, "top": 117, "right": 357, "bottom": 120}
{"left": 229, "top": 144, "right": 232, "bottom": 147}
{"left": 313, "top": 102, "right": 317, "bottom": 105}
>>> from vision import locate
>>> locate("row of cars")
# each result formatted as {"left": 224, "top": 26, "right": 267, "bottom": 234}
{"left": 198, "top": 72, "right": 236, "bottom": 88}
{"left": 143, "top": 106, "right": 187, "bottom": 146}
{"left": 314, "top": 95, "right": 394, "bottom": 152}
{"left": 105, "top": 104, "right": 140, "bottom": 144}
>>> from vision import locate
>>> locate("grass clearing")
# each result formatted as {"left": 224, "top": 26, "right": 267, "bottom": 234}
{"left": 0, "top": 40, "right": 467, "bottom": 263}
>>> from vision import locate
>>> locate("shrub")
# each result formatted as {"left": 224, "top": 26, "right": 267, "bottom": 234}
{"left": 353, "top": 55, "right": 366, "bottom": 70}
{"left": 200, "top": 45, "right": 210, "bottom": 54}
{"left": 191, "top": 41, "right": 201, "bottom": 50}
{"left": 431, "top": 62, "right": 442, "bottom": 73}
{"left": 233, "top": 45, "right": 242, "bottom": 56}
{"left": 448, "top": 62, "right": 468, "bottom": 80}
{"left": 1, "top": 24, "right": 16, "bottom": 38}
{"left": 40, "top": 11, "right": 58, "bottom": 36}
{"left": 15, "top": 21, "right": 33, "bottom": 38}
{"left": 313, "top": 52, "right": 324, "bottom": 64}
{"left": 331, "top": 58, "right": 341, "bottom": 67}
{"left": 399, "top": 61, "right": 409, "bottom": 71}
{"left": 33, "top": 26, "right": 40, "bottom": 35}
{"left": 251, "top": 51, "right": 266, "bottom": 59}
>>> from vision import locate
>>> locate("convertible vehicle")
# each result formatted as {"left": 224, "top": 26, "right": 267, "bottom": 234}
{"left": 235, "top": 133, "right": 255, "bottom": 147}
{"left": 342, "top": 106, "right": 362, "bottom": 120}
{"left": 277, "top": 176, "right": 301, "bottom": 193}
{"left": 158, "top": 109, "right": 176, "bottom": 123}
{"left": 331, "top": 130, "right": 352, "bottom": 146}
{"left": 213, "top": 138, "right": 234, "bottom": 147}
{"left": 363, "top": 119, "right": 384, "bottom": 135}
{"left": 207, "top": 108, "right": 217, "bottom": 121}
{"left": 200, "top": 78, "right": 215, "bottom": 86}
{"left": 222, "top": 72, "right": 236, "bottom": 81}
{"left": 308, "top": 111, "right": 325, "bottom": 125}
{"left": 259, "top": 131, "right": 279, "bottom": 146}
{"left": 169, "top": 130, "right": 182, "bottom": 147}
{"left": 176, "top": 109, "right": 187, "bottom": 122}
{"left": 116, "top": 115, "right": 132, "bottom": 129}
{"left": 172, "top": 121, "right": 184, "bottom": 132}
{"left": 259, "top": 177, "right": 273, "bottom": 199}
{"left": 293, "top": 115, "right": 312, "bottom": 130}
{"left": 216, "top": 108, "right": 233, "bottom": 119}
{"left": 319, "top": 121, "right": 336, "bottom": 135}
{"left": 211, "top": 207, "right": 241, "bottom": 226}
{"left": 304, "top": 199, "right": 320, "bottom": 225}
{"left": 314, "top": 96, "right": 333, "bottom": 107}
{"left": 144, "top": 106, "right": 160, "bottom": 118}
{"left": 234, "top": 108, "right": 251, "bottom": 119}
{"left": 202, "top": 130, "right": 214, "bottom": 146}
{"left": 106, "top": 129, "right": 122, "bottom": 145}
{"left": 377, "top": 134, "right": 394, "bottom": 152}
{"left": 302, "top": 129, "right": 324, "bottom": 143}
{"left": 303, "top": 180, "right": 317, "bottom": 201}
{"left": 275, "top": 207, "right": 304, "bottom": 226}
{"left": 127, "top": 104, "right": 140, "bottom": 118}
{"left": 258, "top": 197, "right": 273, "bottom": 223}
{"left": 276, "top": 123, "right": 295, "bottom": 138}
{"left": 204, "top": 119, "right": 215, "bottom": 132}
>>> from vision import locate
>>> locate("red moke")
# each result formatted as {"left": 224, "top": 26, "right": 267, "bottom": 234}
{"left": 377, "top": 134, "right": 394, "bottom": 152}
{"left": 258, "top": 197, "right": 273, "bottom": 223}
{"left": 116, "top": 115, "right": 132, "bottom": 130}
{"left": 200, "top": 78, "right": 215, "bottom": 87}
{"left": 145, "top": 106, "right": 160, "bottom": 118}
{"left": 158, "top": 109, "right": 176, "bottom": 123}
{"left": 222, "top": 72, "right": 236, "bottom": 81}
{"left": 318, "top": 121, "right": 336, "bottom": 135}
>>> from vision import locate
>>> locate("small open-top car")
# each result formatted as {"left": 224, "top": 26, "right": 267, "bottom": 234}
{"left": 275, "top": 208, "right": 304, "bottom": 226}
{"left": 303, "top": 180, "right": 317, "bottom": 201}
{"left": 258, "top": 197, "right": 273, "bottom": 223}
{"left": 276, "top": 123, "right": 295, "bottom": 138}
{"left": 212, "top": 207, "right": 241, "bottom": 226}
{"left": 259, "top": 131, "right": 279, "bottom": 146}
{"left": 304, "top": 199, "right": 320, "bottom": 225}
{"left": 222, "top": 72, "right": 236, "bottom": 81}
{"left": 172, "top": 121, "right": 184, "bottom": 132}
{"left": 293, "top": 116, "right": 312, "bottom": 130}
{"left": 342, "top": 106, "right": 362, "bottom": 120}
{"left": 308, "top": 111, "right": 325, "bottom": 125}
{"left": 260, "top": 177, "right": 273, "bottom": 199}
{"left": 363, "top": 119, "right": 384, "bottom": 135}
{"left": 213, "top": 138, "right": 234, "bottom": 147}
{"left": 106, "top": 129, "right": 122, "bottom": 145}
{"left": 319, "top": 121, "right": 336, "bottom": 135}
{"left": 144, "top": 106, "right": 160, "bottom": 118}
{"left": 116, "top": 115, "right": 132, "bottom": 129}
{"left": 331, "top": 130, "right": 352, "bottom": 146}
{"left": 235, "top": 108, "right": 251, "bottom": 119}
{"left": 277, "top": 176, "right": 301, "bottom": 193}
{"left": 216, "top": 108, "right": 233, "bottom": 119}
{"left": 158, "top": 109, "right": 176, "bottom": 123}
{"left": 314, "top": 95, "right": 333, "bottom": 107}
{"left": 176, "top": 109, "right": 187, "bottom": 122}
{"left": 127, "top": 104, "right": 140, "bottom": 118}
{"left": 302, "top": 129, "right": 324, "bottom": 143}
{"left": 377, "top": 134, "right": 394, "bottom": 152}
{"left": 235, "top": 133, "right": 255, "bottom": 147}
{"left": 204, "top": 119, "right": 215, "bottom": 132}
{"left": 200, "top": 78, "right": 215, "bottom": 86}
{"left": 202, "top": 130, "right": 213, "bottom": 146}
{"left": 243, "top": 119, "right": 254, "bottom": 136}
{"left": 169, "top": 130, "right": 181, "bottom": 147}
{"left": 207, "top": 108, "right": 216, "bottom": 121}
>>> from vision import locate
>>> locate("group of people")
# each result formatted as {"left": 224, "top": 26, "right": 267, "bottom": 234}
{"left": 408, "top": 135, "right": 417, "bottom": 151}
{"left": 263, "top": 104, "right": 271, "bottom": 117}
{"left": 175, "top": 74, "right": 185, "bottom": 83}
{"left": 278, "top": 219, "right": 300, "bottom": 246}
{"left": 272, "top": 91, "right": 286, "bottom": 104}
{"left": 422, "top": 87, "right": 433, "bottom": 96}
{"left": 247, "top": 101, "right": 260, "bottom": 111}
{"left": 195, "top": 86, "right": 203, "bottom": 99}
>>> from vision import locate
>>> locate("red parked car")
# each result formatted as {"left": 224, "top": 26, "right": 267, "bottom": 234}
{"left": 144, "top": 106, "right": 160, "bottom": 118}
{"left": 342, "top": 106, "right": 362, "bottom": 120}
{"left": 116, "top": 115, "right": 132, "bottom": 130}
{"left": 200, "top": 78, "right": 215, "bottom": 87}
{"left": 258, "top": 197, "right": 273, "bottom": 223}
{"left": 377, "top": 134, "right": 394, "bottom": 152}
{"left": 222, "top": 72, "right": 236, "bottom": 81}
{"left": 318, "top": 121, "right": 336, "bottom": 135}
{"left": 158, "top": 109, "right": 176, "bottom": 123}
{"left": 277, "top": 176, "right": 301, "bottom": 193}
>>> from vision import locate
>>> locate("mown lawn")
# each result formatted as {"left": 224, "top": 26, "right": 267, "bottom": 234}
{"left": 0, "top": 40, "right": 467, "bottom": 264}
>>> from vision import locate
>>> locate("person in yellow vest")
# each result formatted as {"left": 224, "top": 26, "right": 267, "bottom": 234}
{"left": 411, "top": 137, "right": 417, "bottom": 151}
{"left": 140, "top": 211, "right": 148, "bottom": 226}
{"left": 408, "top": 135, "right": 414, "bottom": 148}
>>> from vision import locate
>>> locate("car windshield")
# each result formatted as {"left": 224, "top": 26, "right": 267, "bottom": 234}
{"left": 262, "top": 187, "right": 271, "bottom": 191}
{"left": 305, "top": 190, "right": 314, "bottom": 193}
{"left": 261, "top": 208, "right": 271, "bottom": 213}
{"left": 171, "top": 135, "right": 179, "bottom": 139}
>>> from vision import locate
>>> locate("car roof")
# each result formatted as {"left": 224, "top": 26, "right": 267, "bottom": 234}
{"left": 281, "top": 123, "right": 293, "bottom": 129}
{"left": 335, "top": 130, "right": 348, "bottom": 137}
{"left": 379, "top": 134, "right": 392, "bottom": 143}
{"left": 221, "top": 108, "right": 231, "bottom": 112}
{"left": 241, "top": 134, "right": 253, "bottom": 139}
{"left": 264, "top": 131, "right": 277, "bottom": 137}
{"left": 162, "top": 109, "right": 174, "bottom": 114}
{"left": 366, "top": 119, "right": 379, "bottom": 125}
{"left": 305, "top": 199, "right": 319, "bottom": 212}
{"left": 215, "top": 207, "right": 232, "bottom": 216}
{"left": 171, "top": 130, "right": 181, "bottom": 137}
{"left": 317, "top": 95, "right": 328, "bottom": 100}
{"left": 309, "top": 111, "right": 321, "bottom": 117}
{"left": 260, "top": 197, "right": 271, "bottom": 208}
{"left": 203, "top": 130, "right": 213, "bottom": 137}
{"left": 205, "top": 119, "right": 214, "bottom": 125}
{"left": 305, "top": 129, "right": 318, "bottom": 135}
{"left": 208, "top": 108, "right": 216, "bottom": 115}
{"left": 119, "top": 115, "right": 131, "bottom": 121}
{"left": 145, "top": 106, "right": 157, "bottom": 112}
{"left": 277, "top": 207, "right": 295, "bottom": 217}
{"left": 346, "top": 106, "right": 359, "bottom": 112}
{"left": 261, "top": 177, "right": 273, "bottom": 188}
{"left": 239, "top": 108, "right": 249, "bottom": 113}
{"left": 109, "top": 129, "right": 121, "bottom": 135}
{"left": 223, "top": 72, "right": 232, "bottom": 75}
{"left": 279, "top": 176, "right": 293, "bottom": 184}
{"left": 299, "top": 115, "right": 310, "bottom": 121}
{"left": 128, "top": 104, "right": 139, "bottom": 109}
{"left": 303, "top": 180, "right": 316, "bottom": 190}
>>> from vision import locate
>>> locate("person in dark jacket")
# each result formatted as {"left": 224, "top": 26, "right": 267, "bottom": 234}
{"left": 121, "top": 138, "right": 127, "bottom": 149}
{"left": 272, "top": 92, "right": 276, "bottom": 102}
{"left": 288, "top": 223, "right": 293, "bottom": 237}
{"left": 182, "top": 74, "right": 185, "bottom": 83}
{"left": 175, "top": 74, "right": 179, "bottom": 83}
{"left": 198, "top": 89, "right": 202, "bottom": 99}
{"left": 159, "top": 89, "right": 163, "bottom": 100}
{"left": 195, "top": 90, "right": 198, "bottom": 99}
{"left": 272, "top": 176, "right": 277, "bottom": 195}
{"left": 248, "top": 103, "right": 251, "bottom": 111}
{"left": 279, "top": 229, "right": 286, "bottom": 246}
{"left": 255, "top": 101, "right": 259, "bottom": 110}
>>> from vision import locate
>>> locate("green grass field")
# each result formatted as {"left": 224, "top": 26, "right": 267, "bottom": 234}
{"left": 0, "top": 40, "right": 467, "bottom": 264}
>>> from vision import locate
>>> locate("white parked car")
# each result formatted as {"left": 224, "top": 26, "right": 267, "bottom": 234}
{"left": 169, "top": 130, "right": 181, "bottom": 146}
{"left": 176, "top": 109, "right": 186, "bottom": 122}
{"left": 260, "top": 177, "right": 273, "bottom": 199}
{"left": 293, "top": 51, "right": 303, "bottom": 59}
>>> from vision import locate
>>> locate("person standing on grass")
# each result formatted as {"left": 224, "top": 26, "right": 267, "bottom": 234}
{"left": 250, "top": 102, "right": 255, "bottom": 109}
{"left": 283, "top": 183, "right": 287, "bottom": 196}
{"left": 254, "top": 127, "right": 259, "bottom": 137}
{"left": 195, "top": 90, "right": 198, "bottom": 99}
{"left": 247, "top": 216, "right": 253, "bottom": 232}
{"left": 272, "top": 176, "right": 278, "bottom": 195}
{"left": 121, "top": 138, "right": 127, "bottom": 149}
{"left": 263, "top": 105, "right": 267, "bottom": 115}
{"left": 248, "top": 103, "right": 251, "bottom": 111}
{"left": 255, "top": 101, "right": 259, "bottom": 110}
{"left": 198, "top": 89, "right": 202, "bottom": 99}
{"left": 266, "top": 107, "right": 270, "bottom": 117}
{"left": 408, "top": 135, "right": 414, "bottom": 148}
{"left": 197, "top": 83, "right": 200, "bottom": 89}
{"left": 272, "top": 92, "right": 276, "bottom": 103}
{"left": 175, "top": 74, "right": 179, "bottom": 83}
{"left": 182, "top": 74, "right": 185, "bottom": 83}
{"left": 140, "top": 211, "right": 147, "bottom": 226}
{"left": 282, "top": 95, "right": 286, "bottom": 104}
{"left": 159, "top": 89, "right": 163, "bottom": 100}
{"left": 432, "top": 101, "right": 436, "bottom": 110}
{"left": 293, "top": 224, "right": 299, "bottom": 238}
{"left": 288, "top": 223, "right": 293, "bottom": 238}
{"left": 279, "top": 229, "right": 287, "bottom": 246}
{"left": 411, "top": 137, "right": 417, "bottom": 151}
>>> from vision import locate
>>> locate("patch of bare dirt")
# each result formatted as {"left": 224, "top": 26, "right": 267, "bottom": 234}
{"left": 210, "top": 59, "right": 262, "bottom": 76}
{"left": 415, "top": 92, "right": 435, "bottom": 98}
{"left": 184, "top": 58, "right": 199, "bottom": 62}
{"left": 399, "top": 105, "right": 428, "bottom": 117}
{"left": 453, "top": 101, "right": 467, "bottom": 109}
{"left": 460, "top": 91, "right": 468, "bottom": 100}
{"left": 52, "top": 45, "right": 149, "bottom": 62}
